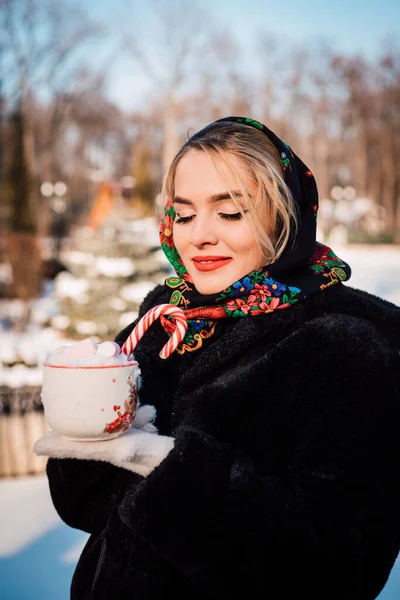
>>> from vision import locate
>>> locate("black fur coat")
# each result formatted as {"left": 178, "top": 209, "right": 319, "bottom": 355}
{"left": 46, "top": 282, "right": 400, "bottom": 600}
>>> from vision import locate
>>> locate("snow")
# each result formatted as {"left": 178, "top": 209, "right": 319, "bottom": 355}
{"left": 109, "top": 298, "right": 128, "bottom": 312}
{"left": 61, "top": 537, "right": 88, "bottom": 564}
{"left": 0, "top": 475, "right": 60, "bottom": 558}
{"left": 119, "top": 217, "right": 161, "bottom": 247}
{"left": 50, "top": 315, "right": 71, "bottom": 330}
{"left": 336, "top": 244, "right": 400, "bottom": 306}
{"left": 120, "top": 280, "right": 157, "bottom": 303}
{"left": 152, "top": 247, "right": 173, "bottom": 268}
{"left": 65, "top": 250, "right": 96, "bottom": 267}
{"left": 0, "top": 263, "right": 12, "bottom": 285}
{"left": 0, "top": 327, "right": 79, "bottom": 388}
{"left": 95, "top": 256, "right": 136, "bottom": 277}
{"left": 0, "top": 341, "right": 19, "bottom": 365}
{"left": 74, "top": 320, "right": 99, "bottom": 336}
{"left": 0, "top": 299, "right": 28, "bottom": 323}
{"left": 54, "top": 271, "right": 89, "bottom": 300}
{"left": 119, "top": 311, "right": 139, "bottom": 329}
{"left": 0, "top": 328, "right": 74, "bottom": 364}
{"left": 0, "top": 365, "right": 43, "bottom": 388}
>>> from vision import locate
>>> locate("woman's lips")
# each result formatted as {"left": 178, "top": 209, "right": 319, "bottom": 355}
{"left": 192, "top": 256, "right": 233, "bottom": 272}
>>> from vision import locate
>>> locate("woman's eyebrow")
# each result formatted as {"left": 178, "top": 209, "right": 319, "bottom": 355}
{"left": 172, "top": 191, "right": 243, "bottom": 206}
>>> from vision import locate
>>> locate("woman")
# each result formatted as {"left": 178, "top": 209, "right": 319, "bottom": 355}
{"left": 35, "top": 117, "right": 400, "bottom": 600}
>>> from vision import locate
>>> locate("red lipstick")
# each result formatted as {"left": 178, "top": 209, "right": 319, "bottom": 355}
{"left": 191, "top": 256, "right": 232, "bottom": 272}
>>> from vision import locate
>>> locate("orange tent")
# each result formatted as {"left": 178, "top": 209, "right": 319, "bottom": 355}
{"left": 87, "top": 182, "right": 115, "bottom": 230}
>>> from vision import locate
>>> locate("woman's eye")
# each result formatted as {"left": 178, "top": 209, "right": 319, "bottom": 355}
{"left": 175, "top": 214, "right": 194, "bottom": 224}
{"left": 174, "top": 210, "right": 247, "bottom": 224}
{"left": 219, "top": 212, "right": 244, "bottom": 221}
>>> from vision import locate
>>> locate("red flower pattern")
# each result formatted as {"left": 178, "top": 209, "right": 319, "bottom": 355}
{"left": 227, "top": 295, "right": 257, "bottom": 315}
{"left": 251, "top": 284, "right": 272, "bottom": 302}
{"left": 160, "top": 213, "right": 174, "bottom": 248}
{"left": 103, "top": 375, "right": 137, "bottom": 435}
{"left": 256, "top": 298, "right": 291, "bottom": 313}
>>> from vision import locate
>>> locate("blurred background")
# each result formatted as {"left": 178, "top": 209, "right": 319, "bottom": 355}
{"left": 0, "top": 0, "right": 399, "bottom": 598}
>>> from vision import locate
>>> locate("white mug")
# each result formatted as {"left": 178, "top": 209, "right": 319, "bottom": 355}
{"left": 41, "top": 361, "right": 139, "bottom": 441}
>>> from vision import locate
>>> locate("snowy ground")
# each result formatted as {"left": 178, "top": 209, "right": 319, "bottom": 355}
{"left": 0, "top": 243, "right": 399, "bottom": 599}
{"left": 335, "top": 243, "right": 400, "bottom": 306}
{"left": 0, "top": 474, "right": 88, "bottom": 599}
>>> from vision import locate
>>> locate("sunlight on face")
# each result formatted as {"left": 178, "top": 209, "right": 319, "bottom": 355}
{"left": 172, "top": 150, "right": 264, "bottom": 294}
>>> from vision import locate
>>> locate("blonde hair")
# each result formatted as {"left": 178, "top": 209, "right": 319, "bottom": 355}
{"left": 162, "top": 121, "right": 299, "bottom": 265}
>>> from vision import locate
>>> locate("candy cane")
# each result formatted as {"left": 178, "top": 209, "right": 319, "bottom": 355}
{"left": 122, "top": 304, "right": 187, "bottom": 360}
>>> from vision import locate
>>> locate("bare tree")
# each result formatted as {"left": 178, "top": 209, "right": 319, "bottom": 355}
{"left": 332, "top": 47, "right": 400, "bottom": 238}
{"left": 1, "top": 0, "right": 103, "bottom": 105}
{"left": 0, "top": 0, "right": 116, "bottom": 325}
{"left": 301, "top": 42, "right": 340, "bottom": 200}
{"left": 0, "top": 0, "right": 109, "bottom": 191}
{"left": 123, "top": 0, "right": 242, "bottom": 172}
{"left": 376, "top": 46, "right": 400, "bottom": 238}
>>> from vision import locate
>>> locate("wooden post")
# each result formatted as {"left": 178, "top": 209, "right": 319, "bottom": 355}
{"left": 0, "top": 386, "right": 49, "bottom": 477}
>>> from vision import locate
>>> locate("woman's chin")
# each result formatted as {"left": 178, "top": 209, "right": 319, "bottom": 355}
{"left": 195, "top": 284, "right": 225, "bottom": 295}
{"left": 190, "top": 272, "right": 234, "bottom": 295}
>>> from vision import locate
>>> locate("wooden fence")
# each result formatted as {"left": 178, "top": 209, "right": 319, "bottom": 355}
{"left": 0, "top": 386, "right": 48, "bottom": 477}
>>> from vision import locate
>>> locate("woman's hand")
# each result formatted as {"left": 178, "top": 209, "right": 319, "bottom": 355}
{"left": 33, "top": 405, "right": 174, "bottom": 476}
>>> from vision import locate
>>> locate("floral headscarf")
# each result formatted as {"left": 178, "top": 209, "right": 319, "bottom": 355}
{"left": 159, "top": 117, "right": 351, "bottom": 354}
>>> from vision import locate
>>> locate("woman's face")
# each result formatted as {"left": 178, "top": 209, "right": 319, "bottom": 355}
{"left": 172, "top": 150, "right": 264, "bottom": 294}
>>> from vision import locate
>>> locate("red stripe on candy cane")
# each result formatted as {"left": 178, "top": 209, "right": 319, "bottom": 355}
{"left": 121, "top": 304, "right": 187, "bottom": 360}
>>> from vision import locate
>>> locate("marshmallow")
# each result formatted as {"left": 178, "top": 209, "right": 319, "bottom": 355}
{"left": 53, "top": 345, "right": 69, "bottom": 354}
{"left": 63, "top": 338, "right": 97, "bottom": 358}
{"left": 96, "top": 341, "right": 122, "bottom": 358}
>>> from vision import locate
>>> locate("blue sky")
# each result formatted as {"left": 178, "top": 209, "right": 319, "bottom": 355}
{"left": 90, "top": 0, "right": 399, "bottom": 55}
{"left": 209, "top": 0, "right": 399, "bottom": 54}
{"left": 75, "top": 0, "right": 400, "bottom": 110}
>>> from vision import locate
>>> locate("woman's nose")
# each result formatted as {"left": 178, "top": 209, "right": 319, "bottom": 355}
{"left": 189, "top": 215, "right": 218, "bottom": 247}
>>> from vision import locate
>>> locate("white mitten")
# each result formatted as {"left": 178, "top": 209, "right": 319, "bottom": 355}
{"left": 33, "top": 405, "right": 174, "bottom": 477}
